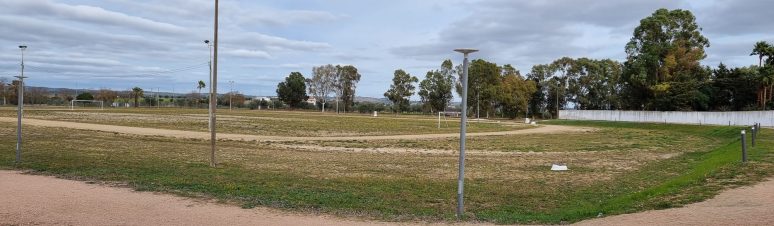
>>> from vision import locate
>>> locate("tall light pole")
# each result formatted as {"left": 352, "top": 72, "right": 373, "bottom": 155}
{"left": 156, "top": 88, "right": 160, "bottom": 108}
{"left": 15, "top": 45, "right": 28, "bottom": 163}
{"left": 209, "top": 0, "right": 219, "bottom": 167}
{"left": 453, "top": 48, "right": 477, "bottom": 218}
{"left": 229, "top": 80, "right": 234, "bottom": 111}
{"left": 205, "top": 40, "right": 213, "bottom": 132}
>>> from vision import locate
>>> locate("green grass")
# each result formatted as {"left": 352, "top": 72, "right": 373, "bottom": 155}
{"left": 1, "top": 118, "right": 772, "bottom": 224}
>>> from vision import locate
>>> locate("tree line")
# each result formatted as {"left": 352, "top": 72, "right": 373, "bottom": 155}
{"left": 275, "top": 64, "right": 362, "bottom": 113}
{"left": 377, "top": 8, "right": 774, "bottom": 118}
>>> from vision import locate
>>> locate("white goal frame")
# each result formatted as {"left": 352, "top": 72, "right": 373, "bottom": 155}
{"left": 438, "top": 111, "right": 462, "bottom": 128}
{"left": 70, "top": 100, "right": 104, "bottom": 110}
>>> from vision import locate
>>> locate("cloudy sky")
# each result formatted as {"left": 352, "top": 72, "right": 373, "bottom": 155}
{"left": 1, "top": 0, "right": 772, "bottom": 98}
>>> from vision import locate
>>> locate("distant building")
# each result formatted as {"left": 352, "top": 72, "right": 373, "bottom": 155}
{"left": 306, "top": 97, "right": 317, "bottom": 105}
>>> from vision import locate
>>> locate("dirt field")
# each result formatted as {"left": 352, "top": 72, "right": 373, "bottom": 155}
{"left": 2, "top": 170, "right": 771, "bottom": 225}
{"left": 0, "top": 117, "right": 589, "bottom": 141}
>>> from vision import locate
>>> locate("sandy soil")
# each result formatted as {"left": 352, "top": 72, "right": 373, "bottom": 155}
{"left": 574, "top": 179, "right": 774, "bottom": 226}
{"left": 2, "top": 171, "right": 772, "bottom": 226}
{"left": 0, "top": 117, "right": 590, "bottom": 141}
{"left": 0, "top": 170, "right": 484, "bottom": 226}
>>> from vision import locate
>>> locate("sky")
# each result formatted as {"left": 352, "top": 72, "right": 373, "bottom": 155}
{"left": 1, "top": 0, "right": 773, "bottom": 99}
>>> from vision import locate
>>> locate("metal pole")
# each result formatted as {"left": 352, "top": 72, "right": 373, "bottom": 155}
{"left": 229, "top": 80, "right": 233, "bottom": 111}
{"left": 205, "top": 40, "right": 212, "bottom": 132}
{"left": 209, "top": 0, "right": 219, "bottom": 167}
{"left": 741, "top": 130, "right": 747, "bottom": 163}
{"left": 752, "top": 126, "right": 756, "bottom": 147}
{"left": 454, "top": 48, "right": 477, "bottom": 218}
{"left": 16, "top": 45, "right": 27, "bottom": 163}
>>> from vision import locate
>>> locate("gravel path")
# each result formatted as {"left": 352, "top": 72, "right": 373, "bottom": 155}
{"left": 0, "top": 117, "right": 589, "bottom": 141}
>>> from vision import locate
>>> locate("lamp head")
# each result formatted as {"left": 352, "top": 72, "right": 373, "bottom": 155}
{"left": 204, "top": 40, "right": 210, "bottom": 44}
{"left": 454, "top": 48, "right": 478, "bottom": 54}
{"left": 19, "top": 45, "right": 27, "bottom": 49}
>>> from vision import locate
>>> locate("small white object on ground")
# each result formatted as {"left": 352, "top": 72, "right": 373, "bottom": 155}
{"left": 551, "top": 164, "right": 568, "bottom": 171}
{"left": 373, "top": 111, "right": 378, "bottom": 117}
{"left": 525, "top": 118, "right": 531, "bottom": 124}
{"left": 530, "top": 121, "right": 537, "bottom": 125}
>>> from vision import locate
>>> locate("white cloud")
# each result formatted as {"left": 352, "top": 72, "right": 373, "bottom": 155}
{"left": 0, "top": 0, "right": 188, "bottom": 35}
{"left": 223, "top": 49, "right": 272, "bottom": 59}
{"left": 236, "top": 9, "right": 344, "bottom": 27}
{"left": 228, "top": 32, "right": 331, "bottom": 52}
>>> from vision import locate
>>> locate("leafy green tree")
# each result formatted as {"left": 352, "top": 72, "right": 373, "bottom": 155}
{"left": 131, "top": 87, "right": 144, "bottom": 108}
{"left": 276, "top": 72, "right": 309, "bottom": 108}
{"left": 384, "top": 69, "right": 418, "bottom": 113}
{"left": 197, "top": 80, "right": 206, "bottom": 107}
{"left": 498, "top": 68, "right": 537, "bottom": 118}
{"left": 709, "top": 63, "right": 759, "bottom": 111}
{"left": 623, "top": 8, "right": 710, "bottom": 110}
{"left": 337, "top": 65, "right": 361, "bottom": 113}
{"left": 75, "top": 92, "right": 94, "bottom": 100}
{"left": 527, "top": 64, "right": 553, "bottom": 117}
{"left": 307, "top": 64, "right": 337, "bottom": 112}
{"left": 418, "top": 60, "right": 456, "bottom": 113}
{"left": 750, "top": 41, "right": 772, "bottom": 67}
{"left": 456, "top": 59, "right": 502, "bottom": 118}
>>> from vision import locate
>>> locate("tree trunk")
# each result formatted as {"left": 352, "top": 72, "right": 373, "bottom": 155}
{"left": 763, "top": 87, "right": 768, "bottom": 110}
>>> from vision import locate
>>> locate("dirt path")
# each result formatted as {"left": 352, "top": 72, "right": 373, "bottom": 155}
{"left": 0, "top": 170, "right": 485, "bottom": 226}
{"left": 574, "top": 179, "right": 774, "bottom": 225}
{"left": 0, "top": 117, "right": 589, "bottom": 141}
{"left": 2, "top": 171, "right": 772, "bottom": 225}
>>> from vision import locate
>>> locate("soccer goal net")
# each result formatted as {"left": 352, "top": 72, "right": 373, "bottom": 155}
{"left": 70, "top": 100, "right": 104, "bottom": 110}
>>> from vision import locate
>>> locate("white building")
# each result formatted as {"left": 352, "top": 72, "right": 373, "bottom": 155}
{"left": 306, "top": 97, "right": 317, "bottom": 105}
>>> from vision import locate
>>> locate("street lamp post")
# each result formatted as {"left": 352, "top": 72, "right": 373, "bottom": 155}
{"left": 209, "top": 0, "right": 219, "bottom": 167}
{"left": 453, "top": 48, "right": 477, "bottom": 218}
{"left": 204, "top": 40, "right": 213, "bottom": 132}
{"left": 15, "top": 45, "right": 27, "bottom": 163}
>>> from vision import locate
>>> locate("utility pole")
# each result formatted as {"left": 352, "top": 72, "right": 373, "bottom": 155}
{"left": 453, "top": 48, "right": 477, "bottom": 219}
{"left": 15, "top": 45, "right": 27, "bottom": 163}
{"left": 229, "top": 80, "right": 234, "bottom": 111}
{"left": 209, "top": 0, "right": 219, "bottom": 167}
{"left": 556, "top": 81, "right": 559, "bottom": 119}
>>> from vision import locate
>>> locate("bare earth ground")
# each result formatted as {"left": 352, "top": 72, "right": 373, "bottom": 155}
{"left": 0, "top": 170, "right": 485, "bottom": 226}
{"left": 575, "top": 179, "right": 774, "bottom": 226}
{"left": 2, "top": 171, "right": 772, "bottom": 225}
{"left": 0, "top": 117, "right": 589, "bottom": 141}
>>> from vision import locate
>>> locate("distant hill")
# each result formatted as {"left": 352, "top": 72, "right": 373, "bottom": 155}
{"left": 354, "top": 96, "right": 390, "bottom": 104}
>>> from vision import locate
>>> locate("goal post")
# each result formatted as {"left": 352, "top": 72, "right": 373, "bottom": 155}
{"left": 70, "top": 100, "right": 104, "bottom": 110}
{"left": 438, "top": 111, "right": 461, "bottom": 128}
